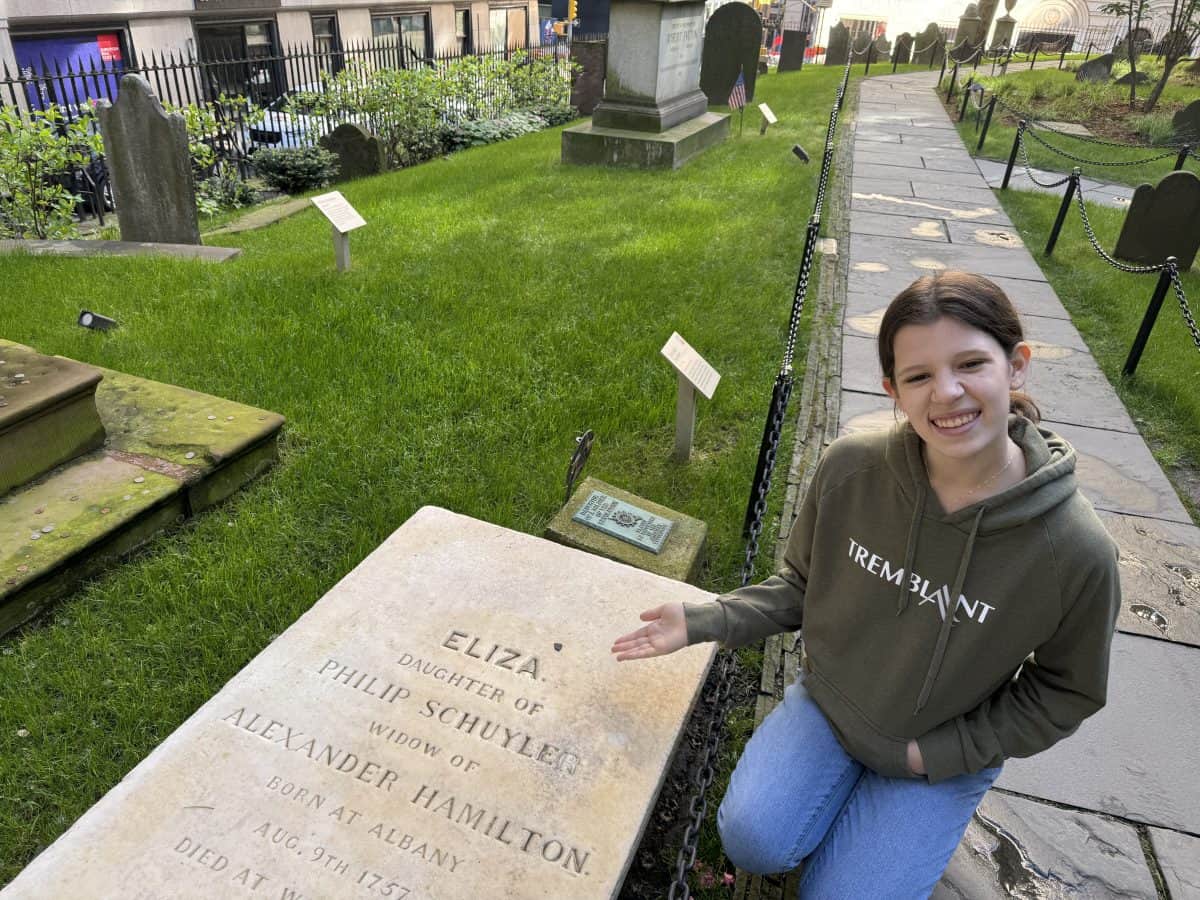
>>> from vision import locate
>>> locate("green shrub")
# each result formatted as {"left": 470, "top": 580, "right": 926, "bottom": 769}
{"left": 525, "top": 102, "right": 577, "bottom": 126}
{"left": 1129, "top": 112, "right": 1177, "bottom": 145}
{"left": 443, "top": 111, "right": 547, "bottom": 151}
{"left": 195, "top": 174, "right": 259, "bottom": 217}
{"left": 250, "top": 146, "right": 339, "bottom": 194}
{"left": 162, "top": 95, "right": 262, "bottom": 213}
{"left": 0, "top": 104, "right": 101, "bottom": 239}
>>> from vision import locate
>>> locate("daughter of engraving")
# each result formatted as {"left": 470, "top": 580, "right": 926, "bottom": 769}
{"left": 611, "top": 272, "right": 1121, "bottom": 896}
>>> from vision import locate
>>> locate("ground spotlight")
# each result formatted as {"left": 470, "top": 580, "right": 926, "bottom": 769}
{"left": 792, "top": 144, "right": 810, "bottom": 164}
{"left": 78, "top": 310, "right": 118, "bottom": 331}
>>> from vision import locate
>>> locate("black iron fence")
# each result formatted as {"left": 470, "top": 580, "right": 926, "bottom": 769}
{"left": 1, "top": 35, "right": 595, "bottom": 226}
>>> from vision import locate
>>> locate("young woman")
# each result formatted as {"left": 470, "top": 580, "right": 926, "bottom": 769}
{"left": 611, "top": 271, "right": 1121, "bottom": 898}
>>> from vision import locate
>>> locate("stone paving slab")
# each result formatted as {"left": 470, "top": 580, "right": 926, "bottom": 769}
{"left": 840, "top": 335, "right": 883, "bottom": 395}
{"left": 852, "top": 176, "right": 916, "bottom": 196}
{"left": 849, "top": 233, "right": 1048, "bottom": 283}
{"left": 1100, "top": 512, "right": 1200, "bottom": 647}
{"left": 855, "top": 163, "right": 990, "bottom": 188}
{"left": 936, "top": 792, "right": 1158, "bottom": 899}
{"left": 944, "top": 221, "right": 1025, "bottom": 250}
{"left": 853, "top": 149, "right": 934, "bottom": 168}
{"left": 997, "top": 632, "right": 1200, "bottom": 834}
{"left": 853, "top": 129, "right": 904, "bottom": 144}
{"left": 849, "top": 210, "right": 949, "bottom": 242}
{"left": 1148, "top": 828, "right": 1200, "bottom": 898}
{"left": 844, "top": 271, "right": 1070, "bottom": 322}
{"left": 1051, "top": 421, "right": 1191, "bottom": 524}
{"left": 1022, "top": 312, "right": 1095, "bottom": 351}
{"left": 916, "top": 155, "right": 983, "bottom": 174}
{"left": 0, "top": 239, "right": 241, "bottom": 262}
{"left": 204, "top": 197, "right": 310, "bottom": 236}
{"left": 849, "top": 192, "right": 1013, "bottom": 227}
{"left": 912, "top": 181, "right": 1008, "bottom": 204}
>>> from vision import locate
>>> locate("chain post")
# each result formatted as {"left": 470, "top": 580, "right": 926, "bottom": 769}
{"left": 1058, "top": 46, "right": 1066, "bottom": 69}
{"left": 1003, "top": 46, "right": 1012, "bottom": 74}
{"left": 959, "top": 77, "right": 973, "bottom": 120}
{"left": 1177, "top": 144, "right": 1191, "bottom": 171}
{"left": 1123, "top": 260, "right": 1178, "bottom": 377}
{"left": 1001, "top": 120, "right": 1025, "bottom": 189}
{"left": 1085, "top": 42, "right": 1092, "bottom": 61}
{"left": 865, "top": 41, "right": 874, "bottom": 74}
{"left": 937, "top": 51, "right": 946, "bottom": 80}
{"left": 1045, "top": 168, "right": 1080, "bottom": 256}
{"left": 946, "top": 60, "right": 959, "bottom": 99}
{"left": 978, "top": 96, "right": 997, "bottom": 151}
{"left": 892, "top": 50, "right": 899, "bottom": 73}
{"left": 1030, "top": 46, "right": 1037, "bottom": 69}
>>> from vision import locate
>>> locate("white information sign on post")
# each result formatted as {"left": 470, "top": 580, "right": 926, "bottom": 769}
{"left": 311, "top": 191, "right": 367, "bottom": 272}
{"left": 661, "top": 332, "right": 720, "bottom": 462}
{"left": 758, "top": 102, "right": 778, "bottom": 134}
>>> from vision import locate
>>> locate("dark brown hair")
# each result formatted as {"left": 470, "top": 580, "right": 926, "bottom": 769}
{"left": 877, "top": 271, "right": 1040, "bottom": 422}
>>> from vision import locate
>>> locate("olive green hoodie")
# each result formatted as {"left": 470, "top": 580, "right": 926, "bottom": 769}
{"left": 684, "top": 417, "right": 1120, "bottom": 784}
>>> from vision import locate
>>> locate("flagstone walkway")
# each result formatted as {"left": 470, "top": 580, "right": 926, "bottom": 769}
{"left": 741, "top": 69, "right": 1200, "bottom": 899}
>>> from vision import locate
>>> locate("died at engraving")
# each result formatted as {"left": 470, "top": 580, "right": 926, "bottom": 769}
{"left": 173, "top": 836, "right": 270, "bottom": 891}
{"left": 441, "top": 630, "right": 540, "bottom": 680}
{"left": 317, "top": 658, "right": 410, "bottom": 703}
{"left": 411, "top": 784, "right": 591, "bottom": 876}
{"left": 222, "top": 708, "right": 400, "bottom": 791}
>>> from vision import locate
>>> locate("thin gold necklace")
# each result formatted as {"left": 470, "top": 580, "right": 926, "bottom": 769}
{"left": 930, "top": 444, "right": 1018, "bottom": 503}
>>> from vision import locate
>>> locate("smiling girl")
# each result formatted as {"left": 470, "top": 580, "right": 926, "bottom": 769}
{"left": 612, "top": 271, "right": 1120, "bottom": 897}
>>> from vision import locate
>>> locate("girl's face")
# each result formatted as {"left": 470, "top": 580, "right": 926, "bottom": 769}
{"left": 882, "top": 315, "right": 1031, "bottom": 465}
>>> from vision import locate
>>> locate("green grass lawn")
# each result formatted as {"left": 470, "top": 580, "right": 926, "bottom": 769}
{"left": 951, "top": 65, "right": 1200, "bottom": 188}
{"left": 0, "top": 66, "right": 869, "bottom": 887}
{"left": 997, "top": 188, "right": 1200, "bottom": 520}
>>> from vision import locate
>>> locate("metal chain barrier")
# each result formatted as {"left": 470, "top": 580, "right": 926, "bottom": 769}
{"left": 1073, "top": 181, "right": 1170, "bottom": 273}
{"left": 1017, "top": 128, "right": 1074, "bottom": 187}
{"left": 667, "top": 55, "right": 852, "bottom": 900}
{"left": 1169, "top": 267, "right": 1200, "bottom": 352}
{"left": 1024, "top": 122, "right": 1179, "bottom": 167}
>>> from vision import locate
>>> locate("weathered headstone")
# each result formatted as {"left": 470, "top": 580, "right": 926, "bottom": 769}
{"left": 1075, "top": 53, "right": 1114, "bottom": 82}
{"left": 949, "top": 37, "right": 980, "bottom": 62}
{"left": 1113, "top": 170, "right": 1200, "bottom": 270}
{"left": 1114, "top": 70, "right": 1151, "bottom": 86}
{"left": 96, "top": 74, "right": 200, "bottom": 245}
{"left": 991, "top": 13, "right": 1016, "bottom": 49}
{"left": 825, "top": 22, "right": 849, "bottom": 65}
{"left": 777, "top": 29, "right": 808, "bottom": 72}
{"left": 956, "top": 2, "right": 984, "bottom": 48}
{"left": 892, "top": 32, "right": 913, "bottom": 64}
{"left": 913, "top": 23, "right": 944, "bottom": 65}
{"left": 562, "top": 0, "right": 729, "bottom": 169}
{"left": 850, "top": 33, "right": 872, "bottom": 62}
{"left": 1, "top": 507, "right": 716, "bottom": 897}
{"left": 1172, "top": 99, "right": 1200, "bottom": 143}
{"left": 700, "top": 2, "right": 762, "bottom": 105}
{"left": 569, "top": 38, "right": 607, "bottom": 115}
{"left": 318, "top": 123, "right": 383, "bottom": 182}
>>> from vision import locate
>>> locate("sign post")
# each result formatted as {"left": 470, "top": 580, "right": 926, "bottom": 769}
{"left": 311, "top": 190, "right": 367, "bottom": 272}
{"left": 660, "top": 332, "right": 720, "bottom": 462}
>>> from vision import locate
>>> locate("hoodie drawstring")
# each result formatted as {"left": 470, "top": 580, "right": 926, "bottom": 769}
{"left": 913, "top": 505, "right": 986, "bottom": 715}
{"left": 896, "top": 485, "right": 927, "bottom": 615}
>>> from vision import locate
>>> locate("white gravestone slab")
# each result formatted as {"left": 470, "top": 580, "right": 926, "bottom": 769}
{"left": 2, "top": 507, "right": 716, "bottom": 899}
{"left": 312, "top": 191, "right": 366, "bottom": 272}
{"left": 661, "top": 332, "right": 720, "bottom": 461}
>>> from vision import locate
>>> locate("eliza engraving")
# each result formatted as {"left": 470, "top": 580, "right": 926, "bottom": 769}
{"left": 441, "top": 630, "right": 540, "bottom": 680}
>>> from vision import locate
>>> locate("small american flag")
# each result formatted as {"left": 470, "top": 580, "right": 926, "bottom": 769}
{"left": 728, "top": 69, "right": 747, "bottom": 110}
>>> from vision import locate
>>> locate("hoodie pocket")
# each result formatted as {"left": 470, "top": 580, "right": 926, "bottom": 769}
{"left": 803, "top": 669, "right": 915, "bottom": 779}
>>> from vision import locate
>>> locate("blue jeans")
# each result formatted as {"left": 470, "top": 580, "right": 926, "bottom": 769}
{"left": 717, "top": 679, "right": 1000, "bottom": 899}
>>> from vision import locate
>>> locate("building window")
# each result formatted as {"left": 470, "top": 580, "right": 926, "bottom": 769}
{"left": 196, "top": 21, "right": 282, "bottom": 105}
{"left": 311, "top": 15, "right": 343, "bottom": 74}
{"left": 455, "top": 9, "right": 473, "bottom": 54}
{"left": 488, "top": 7, "right": 528, "bottom": 49}
{"left": 371, "top": 13, "right": 430, "bottom": 65}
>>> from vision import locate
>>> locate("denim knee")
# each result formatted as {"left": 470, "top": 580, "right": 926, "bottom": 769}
{"left": 717, "top": 791, "right": 803, "bottom": 875}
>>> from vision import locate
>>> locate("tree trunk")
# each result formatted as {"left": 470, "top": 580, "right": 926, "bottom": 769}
{"left": 1143, "top": 57, "right": 1179, "bottom": 114}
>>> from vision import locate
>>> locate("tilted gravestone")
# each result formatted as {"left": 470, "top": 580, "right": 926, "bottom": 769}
{"left": 892, "top": 32, "right": 913, "bottom": 64}
{"left": 319, "top": 124, "right": 383, "bottom": 182}
{"left": 956, "top": 2, "right": 984, "bottom": 48}
{"left": 851, "top": 33, "right": 872, "bottom": 62}
{"left": 1173, "top": 100, "right": 1200, "bottom": 143}
{"left": 1075, "top": 53, "right": 1114, "bottom": 82}
{"left": 1114, "top": 70, "right": 1151, "bottom": 86}
{"left": 913, "top": 23, "right": 944, "bottom": 65}
{"left": 700, "top": 2, "right": 762, "bottom": 105}
{"left": 777, "top": 29, "right": 808, "bottom": 72}
{"left": 1, "top": 507, "right": 716, "bottom": 897}
{"left": 1113, "top": 170, "right": 1200, "bottom": 270}
{"left": 96, "top": 74, "right": 200, "bottom": 245}
{"left": 825, "top": 22, "right": 850, "bottom": 65}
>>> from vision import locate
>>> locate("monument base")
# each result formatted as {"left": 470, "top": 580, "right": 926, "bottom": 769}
{"left": 0, "top": 340, "right": 284, "bottom": 636}
{"left": 546, "top": 477, "right": 707, "bottom": 583}
{"left": 561, "top": 112, "right": 730, "bottom": 170}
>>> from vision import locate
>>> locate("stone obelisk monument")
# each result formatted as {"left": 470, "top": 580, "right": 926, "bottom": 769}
{"left": 562, "top": 0, "right": 729, "bottom": 169}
